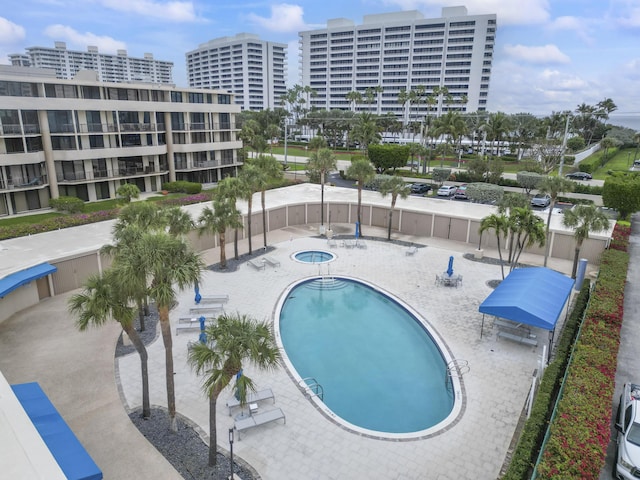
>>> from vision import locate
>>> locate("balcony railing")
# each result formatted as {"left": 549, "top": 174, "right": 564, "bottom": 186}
{"left": 0, "top": 175, "right": 47, "bottom": 191}
{"left": 56, "top": 167, "right": 165, "bottom": 183}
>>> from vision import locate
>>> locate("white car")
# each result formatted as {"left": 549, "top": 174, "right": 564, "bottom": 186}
{"left": 437, "top": 185, "right": 457, "bottom": 197}
{"left": 616, "top": 383, "right": 640, "bottom": 479}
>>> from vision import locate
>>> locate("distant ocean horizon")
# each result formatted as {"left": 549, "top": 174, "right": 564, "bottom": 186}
{"left": 609, "top": 114, "right": 640, "bottom": 132}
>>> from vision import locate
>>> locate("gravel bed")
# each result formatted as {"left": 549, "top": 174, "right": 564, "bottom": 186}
{"left": 129, "top": 408, "right": 255, "bottom": 480}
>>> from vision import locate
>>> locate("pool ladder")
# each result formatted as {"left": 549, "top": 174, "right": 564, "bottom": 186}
{"left": 299, "top": 377, "right": 324, "bottom": 401}
{"left": 445, "top": 359, "right": 469, "bottom": 388}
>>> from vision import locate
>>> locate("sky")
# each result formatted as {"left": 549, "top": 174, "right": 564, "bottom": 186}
{"left": 1, "top": 0, "right": 639, "bottom": 126}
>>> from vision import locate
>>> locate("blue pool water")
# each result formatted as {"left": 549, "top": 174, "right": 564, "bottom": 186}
{"left": 294, "top": 250, "right": 335, "bottom": 263}
{"left": 278, "top": 277, "right": 455, "bottom": 434}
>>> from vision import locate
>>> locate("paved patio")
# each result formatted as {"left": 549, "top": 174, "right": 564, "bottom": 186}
{"left": 117, "top": 224, "right": 574, "bottom": 480}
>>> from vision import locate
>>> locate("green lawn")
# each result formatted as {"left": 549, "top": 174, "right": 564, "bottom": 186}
{"left": 592, "top": 148, "right": 637, "bottom": 180}
{"left": 0, "top": 212, "right": 62, "bottom": 227}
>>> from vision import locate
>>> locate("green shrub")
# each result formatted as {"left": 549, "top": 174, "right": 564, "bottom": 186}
{"left": 161, "top": 181, "right": 202, "bottom": 194}
{"left": 49, "top": 196, "right": 85, "bottom": 213}
{"left": 575, "top": 154, "right": 600, "bottom": 174}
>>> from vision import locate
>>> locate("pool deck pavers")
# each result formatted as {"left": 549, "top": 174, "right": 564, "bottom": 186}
{"left": 0, "top": 197, "right": 581, "bottom": 479}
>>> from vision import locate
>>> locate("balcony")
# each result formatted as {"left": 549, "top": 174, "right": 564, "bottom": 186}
{"left": 56, "top": 166, "right": 166, "bottom": 183}
{"left": 0, "top": 175, "right": 48, "bottom": 192}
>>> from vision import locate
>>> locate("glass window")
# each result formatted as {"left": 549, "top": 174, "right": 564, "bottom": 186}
{"left": 51, "top": 136, "right": 77, "bottom": 150}
{"left": 21, "top": 110, "right": 40, "bottom": 134}
{"left": 81, "top": 86, "right": 101, "bottom": 99}
{"left": 89, "top": 135, "right": 104, "bottom": 149}
{"left": 170, "top": 91, "right": 183, "bottom": 102}
{"left": 5, "top": 137, "right": 25, "bottom": 153}
{"left": 218, "top": 94, "right": 231, "bottom": 104}
{"left": 26, "top": 137, "right": 43, "bottom": 152}
{"left": 0, "top": 81, "right": 38, "bottom": 97}
{"left": 47, "top": 111, "right": 75, "bottom": 133}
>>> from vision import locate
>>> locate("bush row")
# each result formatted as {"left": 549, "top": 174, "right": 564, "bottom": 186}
{"left": 502, "top": 283, "right": 591, "bottom": 480}
{"left": 536, "top": 225, "right": 629, "bottom": 478}
{"left": 161, "top": 181, "right": 203, "bottom": 194}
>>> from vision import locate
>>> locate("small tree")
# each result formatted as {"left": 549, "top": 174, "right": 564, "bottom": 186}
{"left": 466, "top": 183, "right": 504, "bottom": 205}
{"left": 49, "top": 196, "right": 85, "bottom": 213}
{"left": 563, "top": 204, "right": 611, "bottom": 278}
{"left": 307, "top": 148, "right": 337, "bottom": 227}
{"left": 368, "top": 144, "right": 410, "bottom": 173}
{"left": 479, "top": 214, "right": 509, "bottom": 279}
{"left": 432, "top": 168, "right": 452, "bottom": 185}
{"left": 516, "top": 171, "right": 543, "bottom": 196}
{"left": 347, "top": 158, "right": 375, "bottom": 237}
{"left": 378, "top": 175, "right": 410, "bottom": 240}
{"left": 538, "top": 175, "right": 574, "bottom": 266}
{"left": 602, "top": 176, "right": 640, "bottom": 220}
{"left": 117, "top": 183, "right": 141, "bottom": 203}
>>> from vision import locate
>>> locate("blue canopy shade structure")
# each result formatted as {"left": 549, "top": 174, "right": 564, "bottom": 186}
{"left": 11, "top": 382, "right": 102, "bottom": 480}
{"left": 0, "top": 263, "right": 56, "bottom": 298}
{"left": 479, "top": 267, "right": 575, "bottom": 331}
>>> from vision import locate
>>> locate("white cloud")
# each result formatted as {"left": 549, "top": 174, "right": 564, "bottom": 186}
{"left": 247, "top": 4, "right": 307, "bottom": 32}
{"left": 617, "top": 6, "right": 640, "bottom": 27}
{"left": 99, "top": 0, "right": 198, "bottom": 22}
{"left": 381, "top": 0, "right": 550, "bottom": 25}
{"left": 0, "top": 16, "right": 26, "bottom": 44}
{"left": 503, "top": 44, "right": 570, "bottom": 64}
{"left": 547, "top": 15, "right": 595, "bottom": 44}
{"left": 44, "top": 25, "right": 126, "bottom": 53}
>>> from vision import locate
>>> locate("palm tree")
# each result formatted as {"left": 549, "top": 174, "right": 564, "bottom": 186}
{"left": 346, "top": 90, "right": 363, "bottom": 113}
{"left": 537, "top": 176, "right": 574, "bottom": 266}
{"left": 506, "top": 207, "right": 546, "bottom": 272}
{"left": 69, "top": 268, "right": 151, "bottom": 418}
{"left": 350, "top": 113, "right": 381, "bottom": 157}
{"left": 479, "top": 214, "right": 509, "bottom": 279}
{"left": 346, "top": 157, "right": 375, "bottom": 237}
{"left": 252, "top": 154, "right": 284, "bottom": 248}
{"left": 116, "top": 231, "right": 204, "bottom": 431}
{"left": 307, "top": 148, "right": 337, "bottom": 227}
{"left": 378, "top": 176, "right": 410, "bottom": 240}
{"left": 397, "top": 88, "right": 411, "bottom": 127}
{"left": 265, "top": 123, "right": 281, "bottom": 154}
{"left": 198, "top": 199, "right": 242, "bottom": 269}
{"left": 483, "top": 112, "right": 511, "bottom": 156}
{"left": 563, "top": 204, "right": 610, "bottom": 278}
{"left": 238, "top": 164, "right": 261, "bottom": 255}
{"left": 163, "top": 206, "right": 194, "bottom": 238}
{"left": 215, "top": 176, "right": 249, "bottom": 260}
{"left": 188, "top": 312, "right": 281, "bottom": 466}
{"left": 112, "top": 201, "right": 164, "bottom": 239}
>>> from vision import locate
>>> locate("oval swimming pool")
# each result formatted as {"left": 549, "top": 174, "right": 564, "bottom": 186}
{"left": 276, "top": 277, "right": 459, "bottom": 438}
{"left": 293, "top": 250, "right": 335, "bottom": 264}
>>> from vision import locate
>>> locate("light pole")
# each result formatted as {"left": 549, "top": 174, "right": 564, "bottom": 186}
{"left": 557, "top": 113, "right": 572, "bottom": 177}
{"left": 228, "top": 428, "right": 234, "bottom": 480}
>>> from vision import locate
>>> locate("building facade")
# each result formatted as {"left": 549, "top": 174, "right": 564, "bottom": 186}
{"left": 186, "top": 33, "right": 287, "bottom": 111}
{"left": 298, "top": 7, "right": 496, "bottom": 118}
{"left": 0, "top": 68, "right": 242, "bottom": 217}
{"left": 9, "top": 42, "right": 174, "bottom": 84}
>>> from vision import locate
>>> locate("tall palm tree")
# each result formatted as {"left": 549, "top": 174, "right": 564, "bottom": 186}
{"left": 378, "top": 176, "right": 410, "bottom": 240}
{"left": 346, "top": 157, "right": 375, "bottom": 237}
{"left": 188, "top": 312, "right": 281, "bottom": 466}
{"left": 69, "top": 268, "right": 151, "bottom": 418}
{"left": 163, "top": 206, "right": 194, "bottom": 238}
{"left": 307, "top": 147, "right": 337, "bottom": 227}
{"left": 537, "top": 176, "right": 574, "bottom": 266}
{"left": 265, "top": 123, "right": 281, "bottom": 154}
{"left": 252, "top": 154, "right": 284, "bottom": 248}
{"left": 238, "top": 164, "right": 261, "bottom": 255}
{"left": 215, "top": 176, "right": 249, "bottom": 260}
{"left": 117, "top": 231, "right": 204, "bottom": 431}
{"left": 345, "top": 90, "right": 363, "bottom": 113}
{"left": 479, "top": 213, "right": 509, "bottom": 279}
{"left": 397, "top": 88, "right": 411, "bottom": 127}
{"left": 483, "top": 112, "right": 511, "bottom": 156}
{"left": 198, "top": 199, "right": 242, "bottom": 269}
{"left": 563, "top": 204, "right": 610, "bottom": 278}
{"left": 350, "top": 113, "right": 381, "bottom": 157}
{"left": 112, "top": 201, "right": 164, "bottom": 239}
{"left": 506, "top": 207, "right": 546, "bottom": 272}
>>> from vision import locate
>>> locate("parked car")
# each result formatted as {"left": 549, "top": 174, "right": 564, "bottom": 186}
{"left": 410, "top": 183, "right": 431, "bottom": 194}
{"left": 565, "top": 171, "right": 593, "bottom": 180}
{"left": 531, "top": 193, "right": 551, "bottom": 208}
{"left": 454, "top": 184, "right": 468, "bottom": 200}
{"left": 615, "top": 383, "right": 640, "bottom": 479}
{"left": 437, "top": 185, "right": 457, "bottom": 197}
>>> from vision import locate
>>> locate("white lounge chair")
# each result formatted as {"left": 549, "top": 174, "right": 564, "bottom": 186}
{"left": 406, "top": 246, "right": 418, "bottom": 256}
{"left": 176, "top": 318, "right": 215, "bottom": 335}
{"left": 189, "top": 304, "right": 224, "bottom": 315}
{"left": 263, "top": 256, "right": 280, "bottom": 267}
{"left": 226, "top": 388, "right": 275, "bottom": 415}
{"left": 327, "top": 238, "right": 337, "bottom": 248}
{"left": 248, "top": 259, "right": 265, "bottom": 270}
{"left": 234, "top": 407, "right": 286, "bottom": 439}
{"left": 356, "top": 239, "right": 367, "bottom": 249}
{"left": 198, "top": 294, "right": 229, "bottom": 304}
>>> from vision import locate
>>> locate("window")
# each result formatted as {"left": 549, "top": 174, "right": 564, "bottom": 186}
{"left": 89, "top": 135, "right": 104, "bottom": 149}
{"left": 26, "top": 137, "right": 43, "bottom": 152}
{"left": 0, "top": 81, "right": 38, "bottom": 97}
{"left": 51, "top": 136, "right": 77, "bottom": 150}
{"left": 218, "top": 94, "right": 231, "bottom": 104}
{"left": 5, "top": 137, "right": 24, "bottom": 153}
{"left": 44, "top": 84, "right": 78, "bottom": 98}
{"left": 47, "top": 111, "right": 74, "bottom": 133}
{"left": 170, "top": 112, "right": 185, "bottom": 130}
{"left": 170, "top": 91, "right": 183, "bottom": 102}
{"left": 189, "top": 92, "right": 204, "bottom": 103}
{"left": 220, "top": 149, "right": 234, "bottom": 164}
{"left": 81, "top": 86, "right": 101, "bottom": 99}
{"left": 219, "top": 113, "right": 231, "bottom": 130}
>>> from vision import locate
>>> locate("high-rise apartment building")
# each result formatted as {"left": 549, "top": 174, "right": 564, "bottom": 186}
{"left": 9, "top": 42, "right": 174, "bottom": 84}
{"left": 0, "top": 67, "right": 241, "bottom": 216}
{"left": 186, "top": 33, "right": 287, "bottom": 111}
{"left": 298, "top": 7, "right": 496, "bottom": 118}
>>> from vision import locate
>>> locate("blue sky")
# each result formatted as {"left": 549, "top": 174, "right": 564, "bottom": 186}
{"left": 1, "top": 0, "right": 639, "bottom": 122}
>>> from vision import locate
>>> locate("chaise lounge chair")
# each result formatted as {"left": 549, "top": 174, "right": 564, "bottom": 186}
{"left": 226, "top": 387, "right": 275, "bottom": 415}
{"left": 198, "top": 294, "right": 229, "bottom": 304}
{"left": 234, "top": 407, "right": 286, "bottom": 439}
{"left": 263, "top": 256, "right": 280, "bottom": 267}
{"left": 248, "top": 259, "right": 265, "bottom": 270}
{"left": 189, "top": 304, "right": 225, "bottom": 315}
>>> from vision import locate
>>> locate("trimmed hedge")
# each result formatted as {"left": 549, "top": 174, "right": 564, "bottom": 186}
{"left": 536, "top": 225, "right": 629, "bottom": 479}
{"left": 49, "top": 196, "right": 85, "bottom": 213}
{"left": 161, "top": 181, "right": 203, "bottom": 194}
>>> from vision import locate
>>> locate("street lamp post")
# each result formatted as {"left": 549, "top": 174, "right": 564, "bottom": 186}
{"left": 228, "top": 428, "right": 234, "bottom": 480}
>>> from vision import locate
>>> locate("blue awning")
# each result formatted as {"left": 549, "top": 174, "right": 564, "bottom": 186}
{"left": 0, "top": 263, "right": 56, "bottom": 298}
{"left": 479, "top": 267, "right": 575, "bottom": 330}
{"left": 11, "top": 382, "right": 102, "bottom": 480}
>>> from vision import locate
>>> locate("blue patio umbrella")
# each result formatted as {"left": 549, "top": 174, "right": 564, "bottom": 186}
{"left": 355, "top": 221, "right": 360, "bottom": 239}
{"left": 447, "top": 255, "right": 454, "bottom": 277}
{"left": 198, "top": 331, "right": 207, "bottom": 344}
{"left": 194, "top": 281, "right": 202, "bottom": 305}
{"left": 199, "top": 316, "right": 206, "bottom": 331}
{"left": 234, "top": 369, "right": 244, "bottom": 400}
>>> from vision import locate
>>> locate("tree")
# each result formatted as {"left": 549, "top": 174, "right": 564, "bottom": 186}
{"left": 432, "top": 168, "right": 452, "bottom": 185}
{"left": 307, "top": 148, "right": 337, "bottom": 227}
{"left": 505, "top": 207, "right": 546, "bottom": 273}
{"left": 265, "top": 123, "right": 281, "bottom": 154}
{"left": 251, "top": 154, "right": 284, "bottom": 248}
{"left": 198, "top": 199, "right": 242, "bottom": 269}
{"left": 479, "top": 213, "right": 509, "bottom": 279}
{"left": 116, "top": 231, "right": 204, "bottom": 431}
{"left": 215, "top": 176, "right": 249, "bottom": 260}
{"left": 602, "top": 176, "right": 640, "bottom": 220}
{"left": 117, "top": 183, "right": 141, "bottom": 203}
{"left": 516, "top": 171, "right": 544, "bottom": 196}
{"left": 562, "top": 204, "right": 610, "bottom": 278}
{"left": 188, "top": 313, "right": 280, "bottom": 466}
{"left": 346, "top": 157, "right": 375, "bottom": 237}
{"left": 378, "top": 175, "right": 410, "bottom": 240}
{"left": 350, "top": 112, "right": 381, "bottom": 156}
{"left": 345, "top": 90, "right": 363, "bottom": 113}
{"left": 238, "top": 164, "right": 261, "bottom": 254}
{"left": 69, "top": 268, "right": 151, "bottom": 418}
{"left": 467, "top": 183, "right": 504, "bottom": 206}
{"left": 537, "top": 176, "right": 574, "bottom": 266}
{"left": 162, "top": 206, "right": 194, "bottom": 238}
{"left": 368, "top": 144, "right": 410, "bottom": 173}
